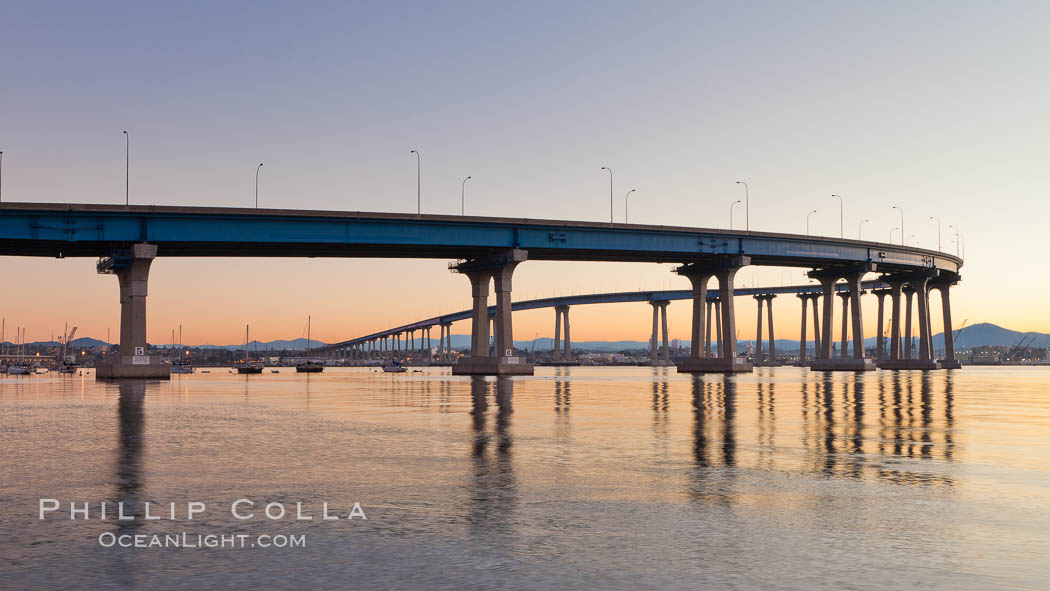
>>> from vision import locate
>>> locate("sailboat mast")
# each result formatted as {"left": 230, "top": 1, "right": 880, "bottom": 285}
{"left": 244, "top": 325, "right": 249, "bottom": 364}
{"left": 307, "top": 315, "right": 311, "bottom": 357}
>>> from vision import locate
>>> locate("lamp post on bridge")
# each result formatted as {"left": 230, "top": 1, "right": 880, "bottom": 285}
{"left": 410, "top": 150, "right": 420, "bottom": 215}
{"left": 948, "top": 225, "right": 961, "bottom": 257}
{"left": 122, "top": 130, "right": 129, "bottom": 205}
{"left": 625, "top": 188, "right": 636, "bottom": 223}
{"left": 832, "top": 194, "right": 843, "bottom": 238}
{"left": 255, "top": 163, "right": 263, "bottom": 208}
{"left": 858, "top": 218, "right": 869, "bottom": 240}
{"left": 735, "top": 181, "right": 749, "bottom": 231}
{"left": 601, "top": 166, "right": 613, "bottom": 223}
{"left": 806, "top": 210, "right": 817, "bottom": 235}
{"left": 461, "top": 175, "right": 471, "bottom": 216}
{"left": 730, "top": 199, "right": 741, "bottom": 229}
{"left": 892, "top": 205, "right": 904, "bottom": 246}
{"left": 891, "top": 227, "right": 899, "bottom": 243}
{"left": 929, "top": 216, "right": 942, "bottom": 251}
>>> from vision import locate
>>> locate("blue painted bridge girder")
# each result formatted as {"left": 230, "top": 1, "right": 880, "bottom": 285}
{"left": 0, "top": 203, "right": 961, "bottom": 274}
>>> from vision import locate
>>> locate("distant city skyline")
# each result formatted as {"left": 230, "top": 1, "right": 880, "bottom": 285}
{"left": 1, "top": 1, "right": 1046, "bottom": 344}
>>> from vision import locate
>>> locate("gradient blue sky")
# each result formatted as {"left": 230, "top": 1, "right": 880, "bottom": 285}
{"left": 1, "top": 1, "right": 1047, "bottom": 345}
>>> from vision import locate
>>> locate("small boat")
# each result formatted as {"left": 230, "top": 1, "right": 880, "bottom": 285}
{"left": 271, "top": 369, "right": 280, "bottom": 374}
{"left": 59, "top": 365, "right": 78, "bottom": 374}
{"left": 171, "top": 325, "right": 195, "bottom": 374}
{"left": 382, "top": 360, "right": 408, "bottom": 373}
{"left": 201, "top": 370, "right": 211, "bottom": 374}
{"left": 8, "top": 326, "right": 31, "bottom": 375}
{"left": 234, "top": 324, "right": 265, "bottom": 374}
{"left": 295, "top": 316, "right": 325, "bottom": 373}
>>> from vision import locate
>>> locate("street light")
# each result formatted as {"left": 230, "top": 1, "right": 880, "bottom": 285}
{"left": 908, "top": 234, "right": 917, "bottom": 246}
{"left": 948, "top": 225, "right": 960, "bottom": 256}
{"left": 735, "top": 181, "right": 749, "bottom": 231}
{"left": 929, "top": 216, "right": 942, "bottom": 251}
{"left": 601, "top": 167, "right": 613, "bottom": 223}
{"left": 625, "top": 188, "right": 637, "bottom": 223}
{"left": 858, "top": 218, "right": 869, "bottom": 240}
{"left": 461, "top": 176, "right": 471, "bottom": 215}
{"left": 891, "top": 227, "right": 899, "bottom": 243}
{"left": 891, "top": 205, "right": 904, "bottom": 245}
{"left": 729, "top": 199, "right": 741, "bottom": 229}
{"left": 122, "top": 131, "right": 129, "bottom": 205}
{"left": 255, "top": 163, "right": 263, "bottom": 208}
{"left": 409, "top": 150, "right": 421, "bottom": 214}
{"left": 806, "top": 209, "right": 817, "bottom": 235}
{"left": 832, "top": 194, "right": 843, "bottom": 238}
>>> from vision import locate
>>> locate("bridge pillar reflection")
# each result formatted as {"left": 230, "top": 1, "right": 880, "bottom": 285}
{"left": 96, "top": 243, "right": 169, "bottom": 379}
{"left": 451, "top": 249, "right": 534, "bottom": 375}
{"left": 675, "top": 257, "right": 752, "bottom": 373}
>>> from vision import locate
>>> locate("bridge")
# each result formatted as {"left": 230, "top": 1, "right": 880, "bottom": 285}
{"left": 0, "top": 202, "right": 962, "bottom": 377}
{"left": 316, "top": 280, "right": 900, "bottom": 365}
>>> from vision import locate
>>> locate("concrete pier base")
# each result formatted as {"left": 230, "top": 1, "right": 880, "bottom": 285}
{"left": 938, "top": 359, "right": 962, "bottom": 369}
{"left": 753, "top": 360, "right": 785, "bottom": 367}
{"left": 452, "top": 356, "right": 534, "bottom": 376}
{"left": 877, "top": 359, "right": 942, "bottom": 370}
{"left": 96, "top": 361, "right": 170, "bottom": 379}
{"left": 810, "top": 358, "right": 877, "bottom": 371}
{"left": 676, "top": 357, "right": 753, "bottom": 374}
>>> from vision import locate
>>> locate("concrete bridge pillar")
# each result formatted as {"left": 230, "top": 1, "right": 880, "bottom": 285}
{"left": 874, "top": 290, "right": 888, "bottom": 361}
{"left": 96, "top": 243, "right": 169, "bottom": 379}
{"left": 754, "top": 295, "right": 764, "bottom": 360}
{"left": 451, "top": 249, "right": 533, "bottom": 375}
{"left": 811, "top": 294, "right": 821, "bottom": 354}
{"left": 809, "top": 265, "right": 876, "bottom": 371}
{"left": 554, "top": 305, "right": 571, "bottom": 362}
{"left": 798, "top": 294, "right": 809, "bottom": 362}
{"left": 648, "top": 300, "right": 671, "bottom": 366}
{"left": 911, "top": 277, "right": 933, "bottom": 362}
{"left": 765, "top": 294, "right": 776, "bottom": 362}
{"left": 887, "top": 281, "right": 904, "bottom": 361}
{"left": 704, "top": 300, "right": 714, "bottom": 356}
{"left": 715, "top": 299, "right": 723, "bottom": 357}
{"left": 675, "top": 257, "right": 751, "bottom": 373}
{"left": 904, "top": 287, "right": 914, "bottom": 360}
{"left": 932, "top": 277, "right": 961, "bottom": 368}
{"left": 553, "top": 307, "right": 562, "bottom": 359}
{"left": 838, "top": 291, "right": 850, "bottom": 358}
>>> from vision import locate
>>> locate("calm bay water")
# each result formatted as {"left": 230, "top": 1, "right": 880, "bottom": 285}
{"left": 1, "top": 366, "right": 1048, "bottom": 590}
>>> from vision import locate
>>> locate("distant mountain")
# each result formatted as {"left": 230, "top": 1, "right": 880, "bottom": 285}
{"left": 191, "top": 338, "right": 326, "bottom": 351}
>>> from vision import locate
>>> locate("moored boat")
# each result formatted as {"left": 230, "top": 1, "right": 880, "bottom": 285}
{"left": 296, "top": 316, "right": 325, "bottom": 373}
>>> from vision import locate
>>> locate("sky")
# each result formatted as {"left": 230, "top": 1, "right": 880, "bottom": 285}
{"left": 1, "top": 1, "right": 1047, "bottom": 346}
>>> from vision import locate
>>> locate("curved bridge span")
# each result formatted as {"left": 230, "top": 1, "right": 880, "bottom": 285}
{"left": 0, "top": 203, "right": 962, "bottom": 376}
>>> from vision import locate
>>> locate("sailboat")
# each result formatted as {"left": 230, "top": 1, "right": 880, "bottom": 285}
{"left": 171, "top": 325, "right": 195, "bottom": 374}
{"left": 296, "top": 315, "right": 324, "bottom": 373}
{"left": 0, "top": 318, "right": 7, "bottom": 374}
{"left": 58, "top": 323, "right": 79, "bottom": 374}
{"left": 9, "top": 327, "right": 31, "bottom": 375}
{"left": 235, "top": 325, "right": 264, "bottom": 374}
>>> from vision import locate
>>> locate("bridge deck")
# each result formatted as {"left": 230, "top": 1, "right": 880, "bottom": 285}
{"left": 0, "top": 203, "right": 961, "bottom": 273}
